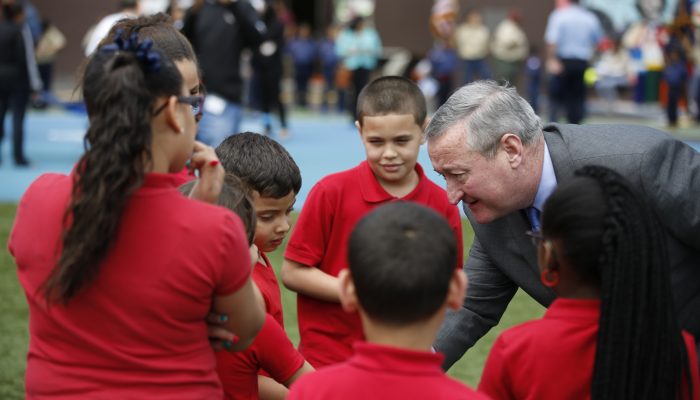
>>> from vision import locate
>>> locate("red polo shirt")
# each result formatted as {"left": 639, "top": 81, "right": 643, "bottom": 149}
{"left": 479, "top": 298, "right": 700, "bottom": 400}
{"left": 216, "top": 314, "right": 304, "bottom": 400}
{"left": 252, "top": 252, "right": 283, "bottom": 326}
{"left": 284, "top": 161, "right": 463, "bottom": 368}
{"left": 287, "top": 342, "right": 488, "bottom": 400}
{"left": 9, "top": 172, "right": 251, "bottom": 399}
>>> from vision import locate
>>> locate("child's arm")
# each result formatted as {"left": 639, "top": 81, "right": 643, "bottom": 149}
{"left": 258, "top": 376, "right": 287, "bottom": 400}
{"left": 214, "top": 278, "right": 265, "bottom": 351}
{"left": 282, "top": 361, "right": 314, "bottom": 386}
{"left": 281, "top": 259, "right": 341, "bottom": 302}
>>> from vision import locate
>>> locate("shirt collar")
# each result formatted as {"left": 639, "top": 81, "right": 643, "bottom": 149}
{"left": 544, "top": 298, "right": 601, "bottom": 322}
{"left": 358, "top": 161, "right": 426, "bottom": 203}
{"left": 350, "top": 342, "right": 445, "bottom": 375}
{"left": 532, "top": 140, "right": 557, "bottom": 212}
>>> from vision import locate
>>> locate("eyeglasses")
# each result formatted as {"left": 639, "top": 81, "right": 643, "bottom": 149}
{"left": 153, "top": 95, "right": 205, "bottom": 123}
{"left": 525, "top": 230, "right": 544, "bottom": 247}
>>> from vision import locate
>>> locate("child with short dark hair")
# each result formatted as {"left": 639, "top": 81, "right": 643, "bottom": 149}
{"left": 215, "top": 132, "right": 303, "bottom": 399}
{"left": 180, "top": 173, "right": 313, "bottom": 400}
{"left": 282, "top": 76, "right": 463, "bottom": 368}
{"left": 216, "top": 131, "right": 301, "bottom": 326}
{"left": 287, "top": 202, "right": 486, "bottom": 399}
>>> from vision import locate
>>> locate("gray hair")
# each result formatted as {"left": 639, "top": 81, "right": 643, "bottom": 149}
{"left": 425, "top": 80, "right": 542, "bottom": 158}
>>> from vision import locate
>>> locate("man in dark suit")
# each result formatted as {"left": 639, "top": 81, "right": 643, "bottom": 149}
{"left": 427, "top": 80, "right": 700, "bottom": 369}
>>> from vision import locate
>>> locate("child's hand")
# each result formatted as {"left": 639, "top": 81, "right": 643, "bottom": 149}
{"left": 206, "top": 311, "right": 238, "bottom": 351}
{"left": 187, "top": 141, "right": 224, "bottom": 205}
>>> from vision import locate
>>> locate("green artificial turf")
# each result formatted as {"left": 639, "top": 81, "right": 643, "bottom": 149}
{"left": 0, "top": 205, "right": 544, "bottom": 398}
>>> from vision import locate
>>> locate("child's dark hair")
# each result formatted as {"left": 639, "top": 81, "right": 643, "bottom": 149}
{"left": 178, "top": 174, "right": 257, "bottom": 245}
{"left": 44, "top": 38, "right": 183, "bottom": 304}
{"left": 101, "top": 13, "right": 197, "bottom": 65}
{"left": 215, "top": 132, "right": 301, "bottom": 198}
{"left": 347, "top": 202, "right": 456, "bottom": 325}
{"left": 356, "top": 76, "right": 427, "bottom": 127}
{"left": 542, "top": 165, "right": 692, "bottom": 400}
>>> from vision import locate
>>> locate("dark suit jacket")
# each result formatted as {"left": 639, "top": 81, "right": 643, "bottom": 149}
{"left": 435, "top": 123, "right": 700, "bottom": 368}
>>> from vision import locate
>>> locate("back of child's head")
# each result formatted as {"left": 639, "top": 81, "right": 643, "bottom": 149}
{"left": 215, "top": 132, "right": 301, "bottom": 198}
{"left": 542, "top": 165, "right": 691, "bottom": 400}
{"left": 101, "top": 13, "right": 197, "bottom": 65}
{"left": 356, "top": 76, "right": 427, "bottom": 128}
{"left": 48, "top": 34, "right": 183, "bottom": 304}
{"left": 179, "top": 174, "right": 257, "bottom": 245}
{"left": 347, "top": 201, "right": 456, "bottom": 325}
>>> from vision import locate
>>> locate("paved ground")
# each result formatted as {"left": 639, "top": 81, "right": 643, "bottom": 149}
{"left": 1, "top": 102, "right": 699, "bottom": 205}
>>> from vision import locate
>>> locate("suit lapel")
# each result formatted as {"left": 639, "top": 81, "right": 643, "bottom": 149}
{"left": 543, "top": 124, "right": 576, "bottom": 182}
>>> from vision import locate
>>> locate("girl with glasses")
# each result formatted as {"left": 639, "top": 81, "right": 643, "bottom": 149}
{"left": 8, "top": 28, "right": 264, "bottom": 399}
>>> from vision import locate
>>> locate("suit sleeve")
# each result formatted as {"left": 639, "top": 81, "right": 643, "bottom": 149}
{"left": 434, "top": 236, "right": 518, "bottom": 369}
{"left": 641, "top": 139, "right": 700, "bottom": 252}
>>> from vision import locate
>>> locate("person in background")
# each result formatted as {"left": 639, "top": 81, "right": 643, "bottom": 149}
{"left": 544, "top": 0, "right": 603, "bottom": 124}
{"left": 182, "top": 0, "right": 266, "bottom": 146}
{"left": 84, "top": 0, "right": 141, "bottom": 56}
{"left": 428, "top": 37, "right": 458, "bottom": 107}
{"left": 251, "top": 1, "right": 288, "bottom": 138}
{"left": 454, "top": 9, "right": 491, "bottom": 84}
{"left": 490, "top": 9, "right": 528, "bottom": 87}
{"left": 0, "top": 2, "right": 40, "bottom": 166}
{"left": 287, "top": 23, "right": 316, "bottom": 108}
{"left": 479, "top": 166, "right": 700, "bottom": 400}
{"left": 336, "top": 16, "right": 382, "bottom": 122}
{"left": 34, "top": 18, "right": 66, "bottom": 108}
{"left": 319, "top": 24, "right": 342, "bottom": 113}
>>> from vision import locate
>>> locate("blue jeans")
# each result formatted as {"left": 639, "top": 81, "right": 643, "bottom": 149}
{"left": 462, "top": 58, "right": 491, "bottom": 85}
{"left": 196, "top": 96, "right": 242, "bottom": 147}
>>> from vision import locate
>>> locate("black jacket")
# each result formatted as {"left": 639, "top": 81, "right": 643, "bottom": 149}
{"left": 183, "top": 0, "right": 266, "bottom": 103}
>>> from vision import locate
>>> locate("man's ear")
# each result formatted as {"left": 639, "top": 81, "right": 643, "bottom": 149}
{"left": 338, "top": 269, "right": 359, "bottom": 313}
{"left": 164, "top": 95, "right": 183, "bottom": 134}
{"left": 500, "top": 133, "right": 523, "bottom": 167}
{"left": 446, "top": 268, "right": 467, "bottom": 310}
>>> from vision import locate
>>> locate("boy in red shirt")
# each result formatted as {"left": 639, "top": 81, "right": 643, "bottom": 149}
{"left": 215, "top": 133, "right": 304, "bottom": 399}
{"left": 181, "top": 174, "right": 313, "bottom": 400}
{"left": 287, "top": 202, "right": 487, "bottom": 399}
{"left": 282, "top": 76, "right": 463, "bottom": 367}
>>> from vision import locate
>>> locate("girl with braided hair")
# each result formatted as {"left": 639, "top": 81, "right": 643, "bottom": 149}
{"left": 8, "top": 31, "right": 264, "bottom": 398}
{"left": 478, "top": 165, "right": 700, "bottom": 400}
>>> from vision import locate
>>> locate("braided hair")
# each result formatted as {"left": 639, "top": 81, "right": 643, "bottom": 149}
{"left": 541, "top": 165, "right": 692, "bottom": 400}
{"left": 43, "top": 36, "right": 183, "bottom": 304}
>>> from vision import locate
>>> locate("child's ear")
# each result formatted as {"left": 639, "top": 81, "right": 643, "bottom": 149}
{"left": 338, "top": 269, "right": 359, "bottom": 313}
{"left": 354, "top": 120, "right": 362, "bottom": 136}
{"left": 446, "top": 268, "right": 467, "bottom": 310}
{"left": 164, "top": 95, "right": 184, "bottom": 134}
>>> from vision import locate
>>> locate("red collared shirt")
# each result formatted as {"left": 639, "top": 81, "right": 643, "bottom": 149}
{"left": 288, "top": 342, "right": 488, "bottom": 400}
{"left": 284, "top": 161, "right": 463, "bottom": 368}
{"left": 252, "top": 252, "right": 283, "bottom": 326}
{"left": 216, "top": 314, "right": 304, "bottom": 400}
{"left": 10, "top": 172, "right": 251, "bottom": 399}
{"left": 479, "top": 298, "right": 700, "bottom": 400}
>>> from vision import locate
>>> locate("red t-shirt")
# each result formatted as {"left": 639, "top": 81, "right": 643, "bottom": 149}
{"left": 284, "top": 161, "right": 463, "bottom": 368}
{"left": 252, "top": 252, "right": 283, "bottom": 326}
{"left": 479, "top": 298, "right": 700, "bottom": 400}
{"left": 216, "top": 314, "right": 305, "bottom": 400}
{"left": 9, "top": 172, "right": 252, "bottom": 399}
{"left": 287, "top": 342, "right": 488, "bottom": 400}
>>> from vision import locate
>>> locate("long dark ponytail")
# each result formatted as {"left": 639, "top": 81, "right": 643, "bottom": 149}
{"left": 43, "top": 36, "right": 183, "bottom": 304}
{"left": 542, "top": 165, "right": 692, "bottom": 400}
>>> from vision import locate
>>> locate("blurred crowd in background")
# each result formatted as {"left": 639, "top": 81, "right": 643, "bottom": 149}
{"left": 3, "top": 0, "right": 700, "bottom": 163}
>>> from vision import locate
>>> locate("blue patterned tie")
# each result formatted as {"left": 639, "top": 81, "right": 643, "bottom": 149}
{"left": 526, "top": 207, "right": 541, "bottom": 233}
